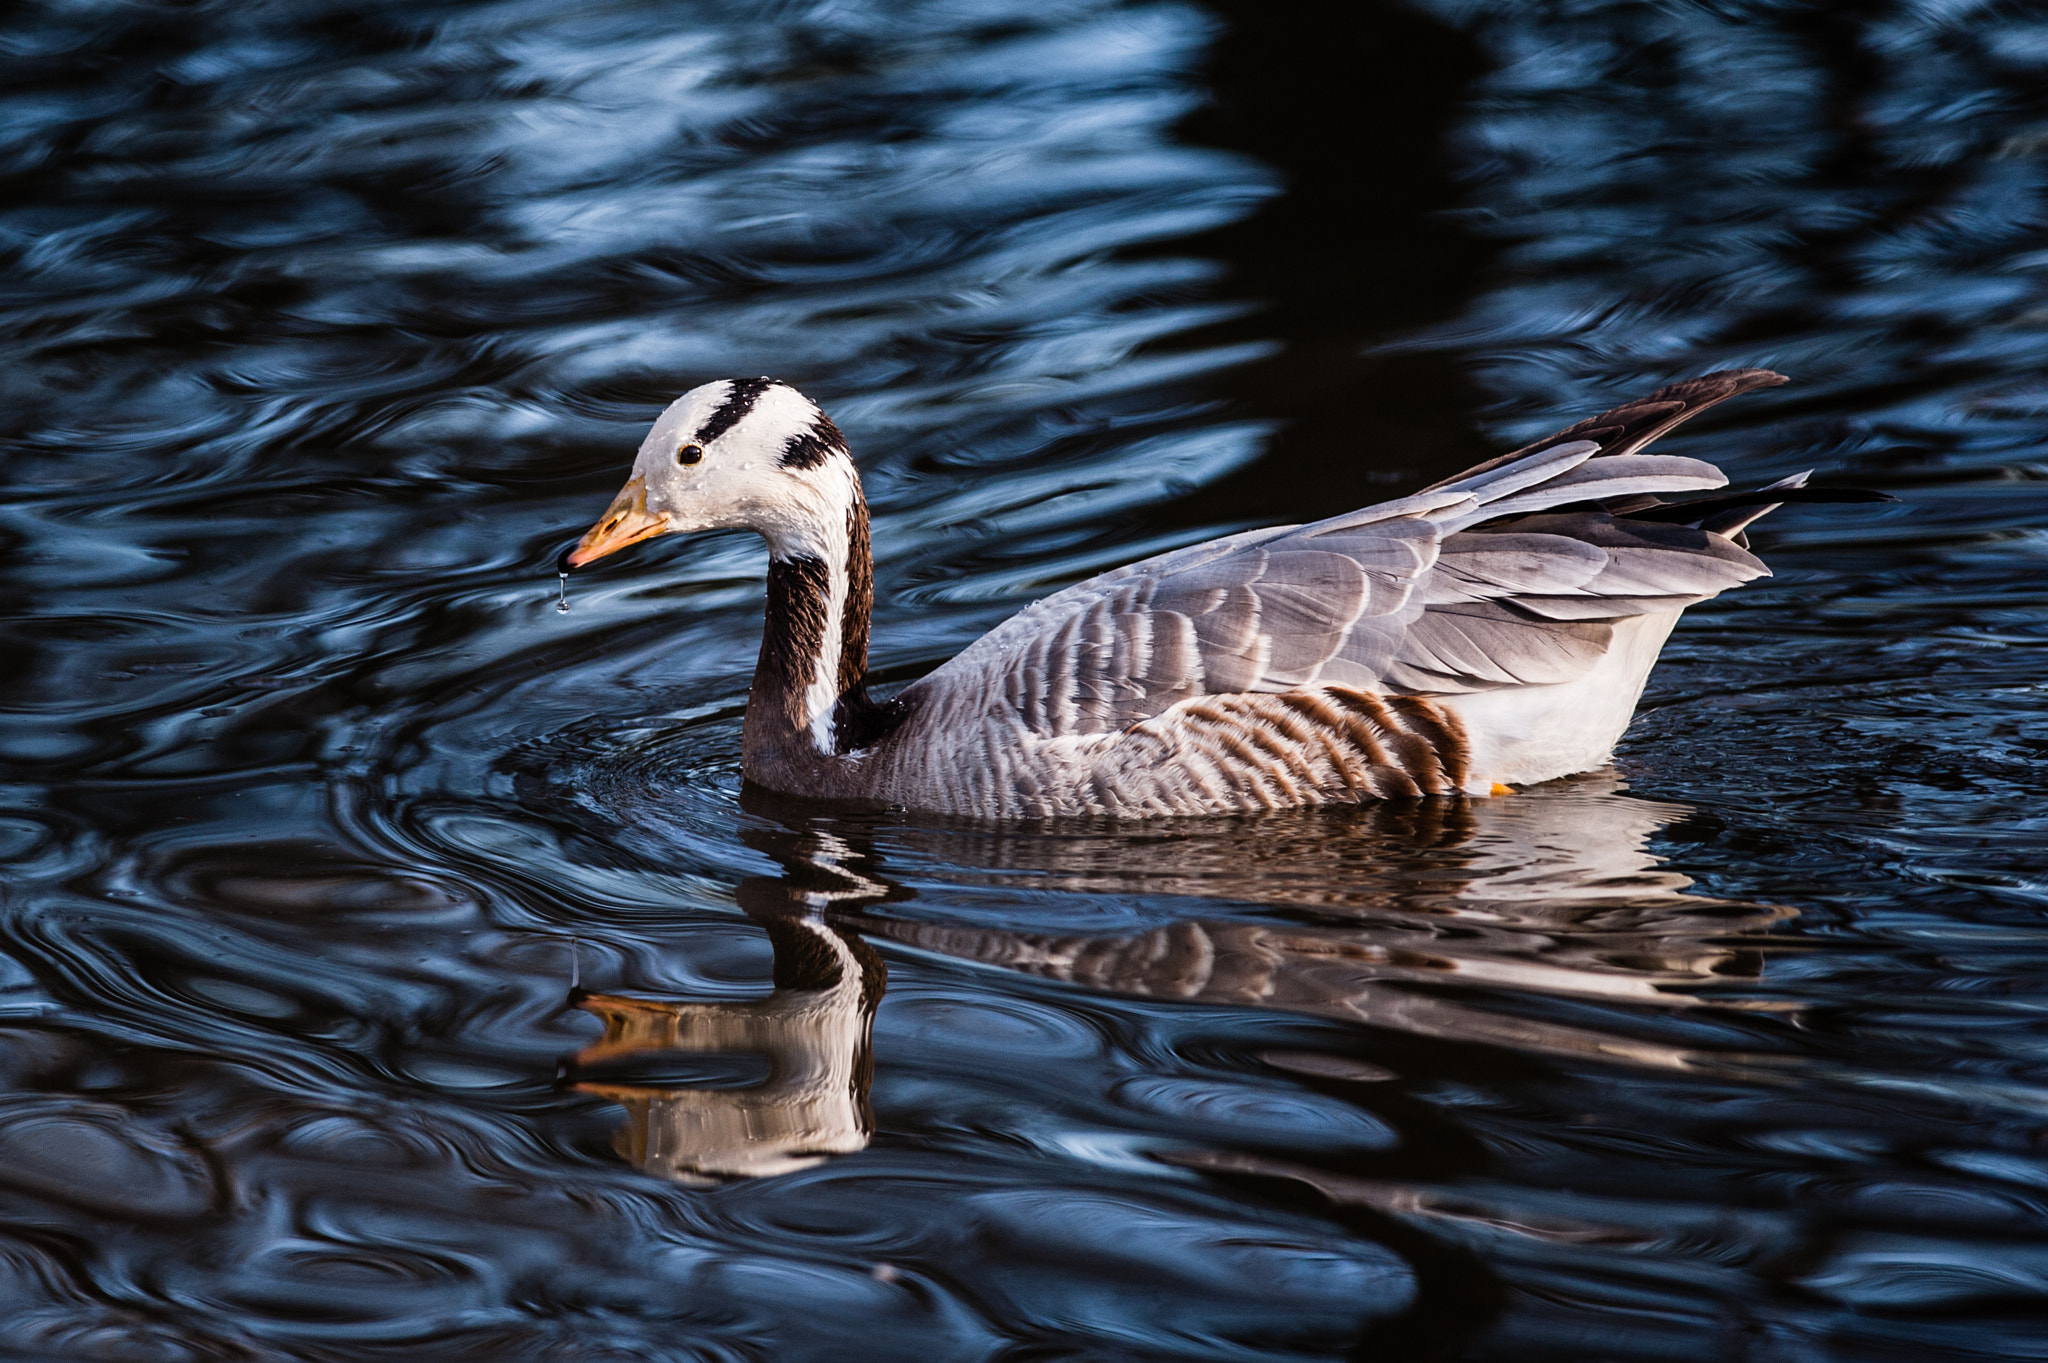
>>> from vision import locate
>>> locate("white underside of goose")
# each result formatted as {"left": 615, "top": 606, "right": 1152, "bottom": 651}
{"left": 1439, "top": 609, "right": 1681, "bottom": 790}
{"left": 566, "top": 369, "right": 1816, "bottom": 819}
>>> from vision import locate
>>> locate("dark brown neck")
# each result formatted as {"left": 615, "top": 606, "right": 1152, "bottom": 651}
{"left": 743, "top": 483, "right": 904, "bottom": 782}
{"left": 837, "top": 486, "right": 874, "bottom": 708}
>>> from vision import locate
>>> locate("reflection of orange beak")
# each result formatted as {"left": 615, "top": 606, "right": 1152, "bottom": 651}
{"left": 567, "top": 477, "right": 671, "bottom": 568}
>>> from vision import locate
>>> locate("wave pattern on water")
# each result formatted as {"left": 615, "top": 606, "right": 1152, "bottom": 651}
{"left": 2, "top": 0, "right": 2047, "bottom": 1358}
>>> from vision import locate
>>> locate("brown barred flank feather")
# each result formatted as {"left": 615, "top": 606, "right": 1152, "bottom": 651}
{"left": 1385, "top": 695, "right": 1472, "bottom": 791}
{"left": 1327, "top": 688, "right": 1464, "bottom": 795}
{"left": 1156, "top": 689, "right": 1469, "bottom": 805}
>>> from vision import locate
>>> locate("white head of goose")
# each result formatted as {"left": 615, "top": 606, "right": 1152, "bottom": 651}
{"left": 566, "top": 370, "right": 1882, "bottom": 819}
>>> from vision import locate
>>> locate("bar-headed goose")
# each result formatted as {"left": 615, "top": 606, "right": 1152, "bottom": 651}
{"left": 566, "top": 370, "right": 1874, "bottom": 818}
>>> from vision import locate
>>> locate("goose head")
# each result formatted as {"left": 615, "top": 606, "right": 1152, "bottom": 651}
{"left": 566, "top": 377, "right": 856, "bottom": 568}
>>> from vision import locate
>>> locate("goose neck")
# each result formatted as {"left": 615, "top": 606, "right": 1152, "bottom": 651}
{"left": 745, "top": 468, "right": 877, "bottom": 764}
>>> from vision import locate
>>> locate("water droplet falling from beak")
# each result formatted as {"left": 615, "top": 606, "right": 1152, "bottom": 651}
{"left": 555, "top": 546, "right": 575, "bottom": 613}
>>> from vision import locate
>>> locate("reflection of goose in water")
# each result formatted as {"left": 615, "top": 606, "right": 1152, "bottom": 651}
{"left": 570, "top": 779, "right": 1787, "bottom": 1182}
{"left": 566, "top": 836, "right": 888, "bottom": 1184}
{"left": 849, "top": 775, "right": 1790, "bottom": 1070}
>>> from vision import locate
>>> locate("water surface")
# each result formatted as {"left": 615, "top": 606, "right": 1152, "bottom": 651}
{"left": 3, "top": 0, "right": 2047, "bottom": 1358}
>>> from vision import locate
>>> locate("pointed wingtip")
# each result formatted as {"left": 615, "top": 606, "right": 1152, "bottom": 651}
{"left": 1693, "top": 367, "right": 1789, "bottom": 389}
{"left": 1642, "top": 368, "right": 1790, "bottom": 405}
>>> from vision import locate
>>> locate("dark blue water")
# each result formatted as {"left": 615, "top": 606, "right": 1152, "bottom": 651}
{"left": 4, "top": 0, "right": 2047, "bottom": 1357}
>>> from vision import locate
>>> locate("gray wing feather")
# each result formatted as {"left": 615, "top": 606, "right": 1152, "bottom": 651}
{"left": 1383, "top": 605, "right": 1613, "bottom": 693}
{"left": 1425, "top": 534, "right": 1608, "bottom": 603}
{"left": 1426, "top": 439, "right": 1600, "bottom": 498}
{"left": 1509, "top": 514, "right": 1763, "bottom": 598}
{"left": 1437, "top": 454, "right": 1727, "bottom": 529}
{"left": 914, "top": 378, "right": 1778, "bottom": 737}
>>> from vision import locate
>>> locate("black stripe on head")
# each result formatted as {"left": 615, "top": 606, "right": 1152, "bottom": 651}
{"left": 694, "top": 376, "right": 776, "bottom": 446}
{"left": 781, "top": 411, "right": 847, "bottom": 471}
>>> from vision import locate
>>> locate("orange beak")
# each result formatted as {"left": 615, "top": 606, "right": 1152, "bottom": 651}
{"left": 566, "top": 476, "right": 671, "bottom": 568}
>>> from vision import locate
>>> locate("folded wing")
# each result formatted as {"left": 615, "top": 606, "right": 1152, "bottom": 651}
{"left": 911, "top": 369, "right": 1787, "bottom": 735}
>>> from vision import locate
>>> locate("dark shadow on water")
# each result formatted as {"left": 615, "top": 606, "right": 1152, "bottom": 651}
{"left": 1155, "top": 0, "right": 1501, "bottom": 525}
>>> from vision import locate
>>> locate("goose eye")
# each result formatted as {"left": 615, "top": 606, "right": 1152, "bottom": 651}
{"left": 677, "top": 443, "right": 704, "bottom": 466}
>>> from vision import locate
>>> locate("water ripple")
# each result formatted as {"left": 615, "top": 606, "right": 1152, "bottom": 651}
{"left": 4, "top": 0, "right": 2048, "bottom": 1356}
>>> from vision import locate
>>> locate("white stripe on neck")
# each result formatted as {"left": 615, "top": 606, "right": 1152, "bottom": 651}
{"left": 805, "top": 539, "right": 848, "bottom": 754}
{"left": 761, "top": 456, "right": 860, "bottom": 755}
